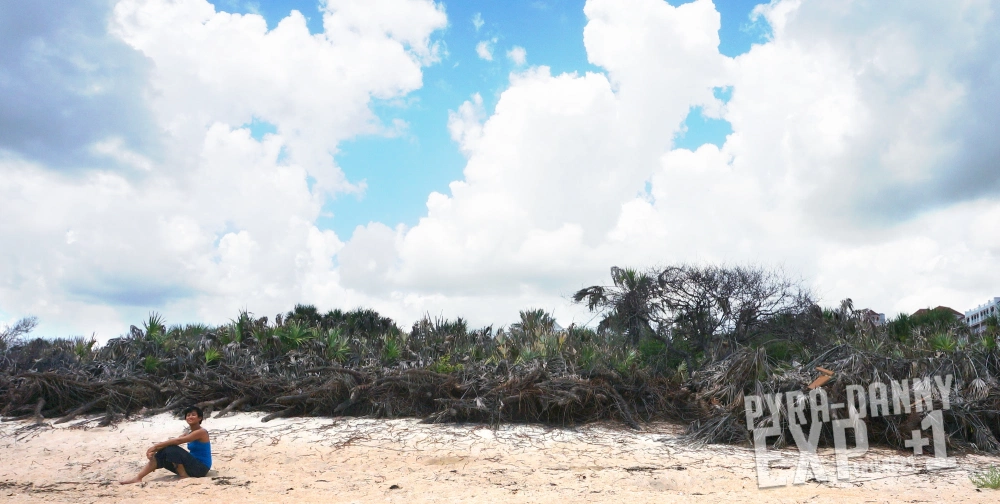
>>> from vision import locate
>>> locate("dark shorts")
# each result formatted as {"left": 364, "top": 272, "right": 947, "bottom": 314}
{"left": 154, "top": 446, "right": 210, "bottom": 477}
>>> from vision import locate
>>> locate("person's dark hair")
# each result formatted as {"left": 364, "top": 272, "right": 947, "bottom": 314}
{"left": 182, "top": 406, "right": 204, "bottom": 423}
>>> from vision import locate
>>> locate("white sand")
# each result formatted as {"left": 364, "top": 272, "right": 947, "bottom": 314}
{"left": 1, "top": 412, "right": 998, "bottom": 503}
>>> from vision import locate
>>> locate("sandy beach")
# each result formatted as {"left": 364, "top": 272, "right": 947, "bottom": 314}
{"left": 1, "top": 413, "right": 998, "bottom": 503}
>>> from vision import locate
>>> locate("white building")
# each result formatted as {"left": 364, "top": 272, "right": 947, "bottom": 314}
{"left": 965, "top": 297, "right": 1000, "bottom": 334}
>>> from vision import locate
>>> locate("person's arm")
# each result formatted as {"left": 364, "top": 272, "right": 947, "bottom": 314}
{"left": 146, "top": 430, "right": 208, "bottom": 458}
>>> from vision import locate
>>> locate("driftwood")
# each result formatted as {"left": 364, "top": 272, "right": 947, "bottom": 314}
{"left": 195, "top": 397, "right": 230, "bottom": 409}
{"left": 261, "top": 406, "right": 296, "bottom": 423}
{"left": 142, "top": 399, "right": 182, "bottom": 417}
{"left": 215, "top": 397, "right": 248, "bottom": 418}
{"left": 32, "top": 398, "right": 45, "bottom": 425}
{"left": 97, "top": 407, "right": 120, "bottom": 427}
{"left": 55, "top": 397, "right": 103, "bottom": 425}
{"left": 194, "top": 397, "right": 230, "bottom": 418}
{"left": 3, "top": 318, "right": 999, "bottom": 456}
{"left": 0, "top": 360, "right": 682, "bottom": 430}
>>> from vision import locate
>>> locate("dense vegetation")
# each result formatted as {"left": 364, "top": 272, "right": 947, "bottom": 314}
{"left": 2, "top": 264, "right": 999, "bottom": 454}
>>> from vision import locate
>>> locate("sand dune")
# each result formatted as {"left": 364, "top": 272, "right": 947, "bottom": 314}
{"left": 1, "top": 413, "right": 997, "bottom": 503}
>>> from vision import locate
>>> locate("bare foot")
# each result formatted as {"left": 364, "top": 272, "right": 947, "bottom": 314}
{"left": 119, "top": 478, "right": 142, "bottom": 485}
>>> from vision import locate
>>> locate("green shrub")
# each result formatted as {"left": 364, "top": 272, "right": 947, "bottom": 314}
{"left": 278, "top": 322, "right": 313, "bottom": 349}
{"left": 204, "top": 348, "right": 221, "bottom": 365}
{"left": 470, "top": 343, "right": 488, "bottom": 362}
{"left": 73, "top": 337, "right": 97, "bottom": 360}
{"left": 566, "top": 325, "right": 597, "bottom": 345}
{"left": 911, "top": 308, "right": 962, "bottom": 328}
{"left": 168, "top": 323, "right": 211, "bottom": 346}
{"left": 428, "top": 353, "right": 463, "bottom": 374}
{"left": 218, "top": 325, "right": 237, "bottom": 346}
{"left": 612, "top": 349, "right": 639, "bottom": 374}
{"left": 229, "top": 309, "right": 253, "bottom": 344}
{"left": 323, "top": 329, "right": 349, "bottom": 362}
{"left": 381, "top": 336, "right": 401, "bottom": 364}
{"left": 515, "top": 345, "right": 544, "bottom": 365}
{"left": 929, "top": 333, "right": 957, "bottom": 353}
{"left": 887, "top": 313, "right": 912, "bottom": 341}
{"left": 142, "top": 355, "right": 160, "bottom": 373}
{"left": 979, "top": 334, "right": 998, "bottom": 352}
{"left": 970, "top": 466, "right": 1000, "bottom": 489}
{"left": 577, "top": 344, "right": 598, "bottom": 370}
{"left": 253, "top": 326, "right": 275, "bottom": 347}
{"left": 492, "top": 342, "right": 511, "bottom": 363}
{"left": 144, "top": 313, "right": 167, "bottom": 346}
{"left": 639, "top": 338, "right": 666, "bottom": 359}
{"left": 761, "top": 339, "right": 801, "bottom": 362}
{"left": 676, "top": 360, "right": 689, "bottom": 381}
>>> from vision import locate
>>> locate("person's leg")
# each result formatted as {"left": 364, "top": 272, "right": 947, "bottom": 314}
{"left": 181, "top": 456, "right": 208, "bottom": 477}
{"left": 119, "top": 458, "right": 157, "bottom": 484}
{"left": 184, "top": 459, "right": 208, "bottom": 477}
{"left": 157, "top": 445, "right": 208, "bottom": 479}
{"left": 155, "top": 447, "right": 179, "bottom": 474}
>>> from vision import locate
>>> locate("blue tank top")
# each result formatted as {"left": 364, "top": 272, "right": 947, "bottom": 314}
{"left": 188, "top": 437, "right": 212, "bottom": 469}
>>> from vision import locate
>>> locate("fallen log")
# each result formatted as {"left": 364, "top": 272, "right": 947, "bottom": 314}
{"left": 333, "top": 398, "right": 354, "bottom": 414}
{"left": 303, "top": 366, "right": 369, "bottom": 382}
{"left": 195, "top": 397, "right": 231, "bottom": 409}
{"left": 55, "top": 397, "right": 103, "bottom": 425}
{"left": 142, "top": 399, "right": 181, "bottom": 417}
{"left": 275, "top": 393, "right": 312, "bottom": 404}
{"left": 215, "top": 397, "right": 248, "bottom": 418}
{"left": 97, "top": 408, "right": 120, "bottom": 427}
{"left": 261, "top": 406, "right": 296, "bottom": 423}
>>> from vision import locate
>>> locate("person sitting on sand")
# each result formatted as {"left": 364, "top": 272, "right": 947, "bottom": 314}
{"left": 120, "top": 406, "right": 212, "bottom": 484}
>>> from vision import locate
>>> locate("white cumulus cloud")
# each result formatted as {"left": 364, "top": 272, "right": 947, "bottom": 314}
{"left": 0, "top": 0, "right": 446, "bottom": 340}
{"left": 507, "top": 46, "right": 527, "bottom": 66}
{"left": 476, "top": 39, "right": 496, "bottom": 61}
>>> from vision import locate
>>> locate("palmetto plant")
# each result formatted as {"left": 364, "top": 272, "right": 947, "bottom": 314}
{"left": 968, "top": 378, "right": 991, "bottom": 401}
{"left": 492, "top": 341, "right": 511, "bottom": 363}
{"left": 970, "top": 466, "right": 1000, "bottom": 489}
{"left": 72, "top": 336, "right": 97, "bottom": 360}
{"left": 986, "top": 314, "right": 1000, "bottom": 342}
{"left": 143, "top": 313, "right": 167, "bottom": 346}
{"left": 279, "top": 322, "right": 313, "bottom": 350}
{"left": 928, "top": 333, "right": 958, "bottom": 353}
{"left": 577, "top": 344, "right": 598, "bottom": 370}
{"left": 142, "top": 355, "right": 160, "bottom": 373}
{"left": 323, "top": 328, "right": 349, "bottom": 362}
{"left": 428, "top": 353, "right": 462, "bottom": 374}
{"left": 253, "top": 326, "right": 275, "bottom": 347}
{"left": 381, "top": 335, "right": 401, "bottom": 365}
{"left": 341, "top": 308, "right": 398, "bottom": 338}
{"left": 510, "top": 309, "right": 558, "bottom": 338}
{"left": 515, "top": 345, "right": 544, "bottom": 366}
{"left": 979, "top": 334, "right": 999, "bottom": 352}
{"left": 204, "top": 347, "right": 221, "bottom": 365}
{"left": 611, "top": 348, "right": 639, "bottom": 374}
{"left": 230, "top": 309, "right": 254, "bottom": 344}
{"left": 168, "top": 323, "right": 212, "bottom": 347}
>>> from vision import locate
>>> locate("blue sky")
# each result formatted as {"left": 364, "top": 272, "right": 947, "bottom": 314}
{"left": 213, "top": 0, "right": 765, "bottom": 240}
